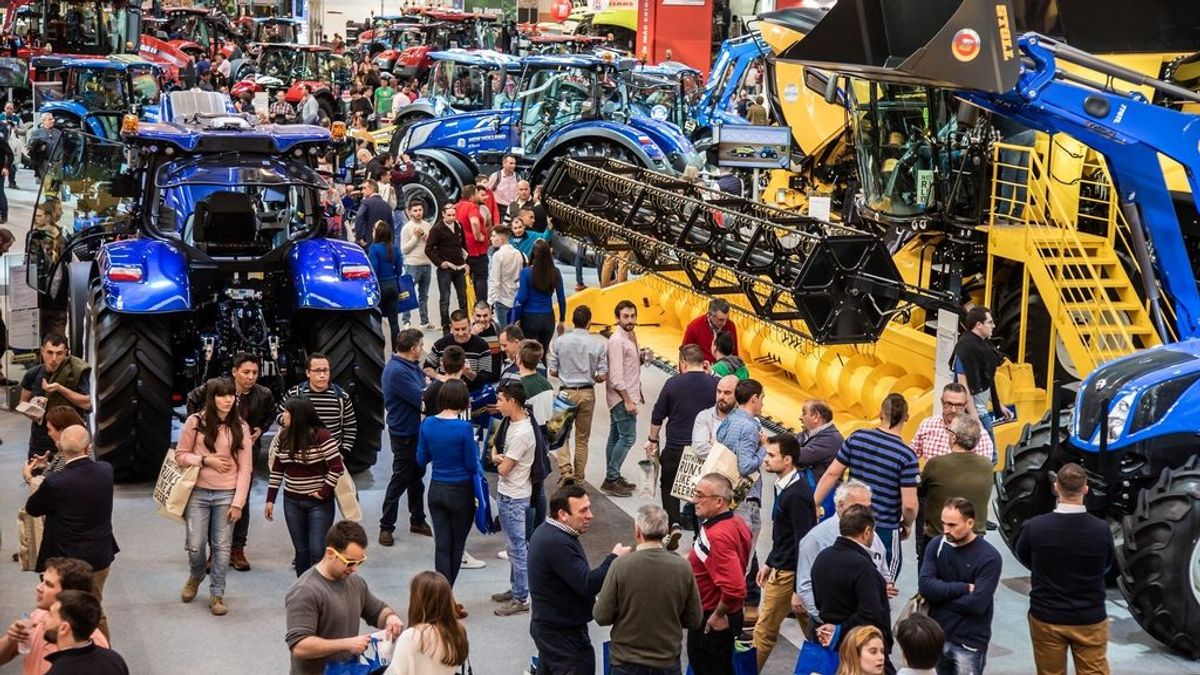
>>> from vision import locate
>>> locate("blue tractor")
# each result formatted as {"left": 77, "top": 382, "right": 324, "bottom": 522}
{"left": 387, "top": 49, "right": 521, "bottom": 155}
{"left": 31, "top": 56, "right": 163, "bottom": 138}
{"left": 393, "top": 52, "right": 701, "bottom": 199}
{"left": 25, "top": 92, "right": 385, "bottom": 480}
{"left": 786, "top": 0, "right": 1200, "bottom": 656}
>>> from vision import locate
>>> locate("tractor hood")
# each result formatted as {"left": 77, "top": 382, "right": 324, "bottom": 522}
{"left": 1074, "top": 341, "right": 1200, "bottom": 451}
{"left": 776, "top": 0, "right": 1021, "bottom": 93}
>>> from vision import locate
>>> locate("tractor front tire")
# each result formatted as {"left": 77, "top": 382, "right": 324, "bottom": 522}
{"left": 993, "top": 409, "right": 1070, "bottom": 550}
{"left": 90, "top": 298, "right": 175, "bottom": 482}
{"left": 308, "top": 310, "right": 385, "bottom": 473}
{"left": 1119, "top": 456, "right": 1200, "bottom": 658}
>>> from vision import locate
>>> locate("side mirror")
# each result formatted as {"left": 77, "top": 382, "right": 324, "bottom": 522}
{"left": 824, "top": 74, "right": 840, "bottom": 105}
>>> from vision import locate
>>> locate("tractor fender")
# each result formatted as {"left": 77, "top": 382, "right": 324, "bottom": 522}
{"left": 39, "top": 102, "right": 89, "bottom": 133}
{"left": 397, "top": 103, "right": 437, "bottom": 122}
{"left": 531, "top": 124, "right": 662, "bottom": 179}
{"left": 290, "top": 238, "right": 380, "bottom": 310}
{"left": 409, "top": 148, "right": 477, "bottom": 190}
{"left": 96, "top": 239, "right": 191, "bottom": 314}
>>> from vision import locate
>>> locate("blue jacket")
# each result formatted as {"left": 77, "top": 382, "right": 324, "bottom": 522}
{"left": 354, "top": 194, "right": 394, "bottom": 244}
{"left": 368, "top": 243, "right": 404, "bottom": 281}
{"left": 383, "top": 354, "right": 425, "bottom": 436}
{"left": 918, "top": 535, "right": 1002, "bottom": 649}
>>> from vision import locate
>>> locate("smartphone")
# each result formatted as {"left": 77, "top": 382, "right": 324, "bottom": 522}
{"left": 991, "top": 404, "right": 1019, "bottom": 426}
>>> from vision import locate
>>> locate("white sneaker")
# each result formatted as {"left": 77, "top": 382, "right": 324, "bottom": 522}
{"left": 497, "top": 549, "right": 509, "bottom": 560}
{"left": 461, "top": 552, "right": 486, "bottom": 569}
{"left": 423, "top": 322, "right": 438, "bottom": 330}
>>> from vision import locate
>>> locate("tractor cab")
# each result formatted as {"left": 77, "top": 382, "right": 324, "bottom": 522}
{"left": 517, "top": 54, "right": 636, "bottom": 151}
{"left": 355, "top": 13, "right": 422, "bottom": 45}
{"left": 629, "top": 61, "right": 703, "bottom": 134}
{"left": 7, "top": 0, "right": 142, "bottom": 58}
{"left": 426, "top": 50, "right": 520, "bottom": 113}
{"left": 142, "top": 7, "right": 239, "bottom": 62}
{"left": 524, "top": 34, "right": 607, "bottom": 56}
{"left": 230, "top": 44, "right": 351, "bottom": 119}
{"left": 252, "top": 17, "right": 302, "bottom": 46}
{"left": 31, "top": 56, "right": 162, "bottom": 138}
{"left": 370, "top": 23, "right": 440, "bottom": 74}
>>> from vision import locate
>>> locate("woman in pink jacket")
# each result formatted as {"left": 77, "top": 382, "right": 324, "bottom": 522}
{"left": 175, "top": 378, "right": 252, "bottom": 616}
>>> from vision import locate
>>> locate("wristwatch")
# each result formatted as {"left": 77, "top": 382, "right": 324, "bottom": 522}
{"left": 647, "top": 438, "right": 659, "bottom": 445}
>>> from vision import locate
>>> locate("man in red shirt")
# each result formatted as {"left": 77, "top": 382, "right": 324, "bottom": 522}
{"left": 682, "top": 298, "right": 738, "bottom": 364}
{"left": 456, "top": 185, "right": 490, "bottom": 308}
{"left": 687, "top": 473, "right": 752, "bottom": 675}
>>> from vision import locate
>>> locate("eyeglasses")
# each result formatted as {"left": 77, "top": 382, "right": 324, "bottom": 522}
{"left": 329, "top": 548, "right": 367, "bottom": 567}
{"left": 693, "top": 491, "right": 722, "bottom": 502}
{"left": 940, "top": 400, "right": 967, "bottom": 409}
{"left": 308, "top": 368, "right": 330, "bottom": 374}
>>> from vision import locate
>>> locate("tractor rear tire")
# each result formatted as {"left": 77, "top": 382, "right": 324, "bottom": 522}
{"left": 307, "top": 309, "right": 385, "bottom": 474}
{"left": 993, "top": 408, "right": 1071, "bottom": 550}
{"left": 89, "top": 294, "right": 175, "bottom": 482}
{"left": 400, "top": 172, "right": 448, "bottom": 222}
{"left": 1119, "top": 456, "right": 1200, "bottom": 658}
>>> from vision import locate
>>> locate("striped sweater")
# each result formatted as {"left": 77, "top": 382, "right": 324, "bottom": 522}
{"left": 282, "top": 383, "right": 357, "bottom": 457}
{"left": 266, "top": 429, "right": 344, "bottom": 502}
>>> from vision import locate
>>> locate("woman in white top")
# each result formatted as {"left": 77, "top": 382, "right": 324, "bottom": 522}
{"left": 386, "top": 571, "right": 469, "bottom": 674}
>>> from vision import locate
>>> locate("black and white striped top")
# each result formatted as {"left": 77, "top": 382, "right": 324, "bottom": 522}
{"left": 282, "top": 383, "right": 357, "bottom": 456}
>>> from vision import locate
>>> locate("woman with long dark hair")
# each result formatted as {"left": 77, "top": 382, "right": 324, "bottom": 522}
{"left": 416, "top": 379, "right": 481, "bottom": 594}
{"left": 174, "top": 378, "right": 252, "bottom": 616}
{"left": 385, "top": 571, "right": 469, "bottom": 674}
{"left": 511, "top": 238, "right": 566, "bottom": 358}
{"left": 265, "top": 397, "right": 345, "bottom": 576}
{"left": 368, "top": 219, "right": 405, "bottom": 346}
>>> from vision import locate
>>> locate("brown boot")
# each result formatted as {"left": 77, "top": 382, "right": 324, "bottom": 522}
{"left": 181, "top": 575, "right": 202, "bottom": 603}
{"left": 230, "top": 548, "right": 251, "bottom": 572}
{"left": 210, "top": 596, "right": 227, "bottom": 616}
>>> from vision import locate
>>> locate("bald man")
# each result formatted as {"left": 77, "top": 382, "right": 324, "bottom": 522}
{"left": 25, "top": 425, "right": 118, "bottom": 639}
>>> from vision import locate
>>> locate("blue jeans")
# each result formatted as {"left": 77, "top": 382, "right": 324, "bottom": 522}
{"left": 403, "top": 263, "right": 432, "bottom": 324}
{"left": 184, "top": 488, "right": 235, "bottom": 596}
{"left": 937, "top": 641, "right": 987, "bottom": 675}
{"left": 283, "top": 495, "right": 335, "bottom": 576}
{"left": 498, "top": 494, "right": 530, "bottom": 601}
{"left": 612, "top": 664, "right": 682, "bottom": 675}
{"left": 605, "top": 403, "right": 637, "bottom": 482}
{"left": 494, "top": 302, "right": 512, "bottom": 327}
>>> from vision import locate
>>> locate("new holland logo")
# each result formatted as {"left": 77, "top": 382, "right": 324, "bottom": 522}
{"left": 952, "top": 28, "right": 982, "bottom": 63}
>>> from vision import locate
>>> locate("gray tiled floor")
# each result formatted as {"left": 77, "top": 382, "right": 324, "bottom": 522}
{"left": 0, "top": 182, "right": 1195, "bottom": 673}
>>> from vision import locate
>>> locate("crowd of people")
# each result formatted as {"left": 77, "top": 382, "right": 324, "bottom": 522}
{"left": 0, "top": 297, "right": 1123, "bottom": 675}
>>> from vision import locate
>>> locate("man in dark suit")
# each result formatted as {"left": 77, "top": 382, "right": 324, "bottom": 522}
{"left": 25, "top": 425, "right": 118, "bottom": 640}
{"left": 811, "top": 503, "right": 894, "bottom": 674}
{"left": 352, "top": 179, "right": 393, "bottom": 247}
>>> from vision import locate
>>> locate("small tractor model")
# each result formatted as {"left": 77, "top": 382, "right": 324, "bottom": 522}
{"left": 229, "top": 44, "right": 352, "bottom": 122}
{"left": 25, "top": 92, "right": 385, "bottom": 481}
{"left": 393, "top": 53, "right": 701, "bottom": 201}
{"left": 785, "top": 0, "right": 1200, "bottom": 657}
{"left": 386, "top": 49, "right": 521, "bottom": 152}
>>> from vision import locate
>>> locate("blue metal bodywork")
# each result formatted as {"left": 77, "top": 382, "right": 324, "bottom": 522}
{"left": 97, "top": 239, "right": 191, "bottom": 313}
{"left": 290, "top": 239, "right": 381, "bottom": 310}
{"left": 693, "top": 36, "right": 769, "bottom": 135}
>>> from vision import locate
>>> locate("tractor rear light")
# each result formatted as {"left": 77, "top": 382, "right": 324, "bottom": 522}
{"left": 107, "top": 266, "right": 143, "bottom": 282}
{"left": 121, "top": 114, "right": 140, "bottom": 135}
{"left": 331, "top": 121, "right": 347, "bottom": 141}
{"left": 341, "top": 264, "right": 372, "bottom": 280}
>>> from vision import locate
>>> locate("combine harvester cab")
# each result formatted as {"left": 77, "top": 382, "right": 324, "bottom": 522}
{"left": 25, "top": 91, "right": 385, "bottom": 482}
{"left": 784, "top": 0, "right": 1200, "bottom": 657}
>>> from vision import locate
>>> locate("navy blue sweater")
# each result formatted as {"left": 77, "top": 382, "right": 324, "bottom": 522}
{"left": 650, "top": 371, "right": 718, "bottom": 448}
{"left": 918, "top": 535, "right": 1002, "bottom": 649}
{"left": 383, "top": 354, "right": 425, "bottom": 436}
{"left": 1015, "top": 510, "right": 1114, "bottom": 625}
{"left": 528, "top": 522, "right": 617, "bottom": 630}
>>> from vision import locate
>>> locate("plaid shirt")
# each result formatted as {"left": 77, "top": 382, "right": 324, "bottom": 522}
{"left": 910, "top": 414, "right": 994, "bottom": 461}
{"left": 269, "top": 99, "right": 295, "bottom": 121}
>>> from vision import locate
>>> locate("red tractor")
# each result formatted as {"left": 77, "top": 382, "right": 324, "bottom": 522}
{"left": 229, "top": 43, "right": 351, "bottom": 121}
{"left": 138, "top": 7, "right": 243, "bottom": 65}
{"left": 373, "top": 10, "right": 500, "bottom": 82}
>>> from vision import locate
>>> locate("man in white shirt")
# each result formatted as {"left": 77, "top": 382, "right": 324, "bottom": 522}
{"left": 487, "top": 225, "right": 524, "bottom": 325}
{"left": 683, "top": 375, "right": 738, "bottom": 535}
{"left": 398, "top": 200, "right": 433, "bottom": 329}
{"left": 489, "top": 381, "right": 536, "bottom": 617}
{"left": 299, "top": 85, "right": 320, "bottom": 125}
{"left": 793, "top": 479, "right": 895, "bottom": 630}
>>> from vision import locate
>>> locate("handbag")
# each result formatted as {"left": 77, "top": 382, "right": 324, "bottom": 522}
{"left": 395, "top": 273, "right": 419, "bottom": 312}
{"left": 794, "top": 625, "right": 841, "bottom": 675}
{"left": 686, "top": 640, "right": 757, "bottom": 675}
{"left": 323, "top": 636, "right": 389, "bottom": 675}
{"left": 153, "top": 447, "right": 200, "bottom": 524}
{"left": 335, "top": 471, "right": 362, "bottom": 522}
{"left": 472, "top": 471, "right": 498, "bottom": 534}
{"left": 545, "top": 392, "right": 579, "bottom": 450}
{"left": 669, "top": 445, "right": 704, "bottom": 501}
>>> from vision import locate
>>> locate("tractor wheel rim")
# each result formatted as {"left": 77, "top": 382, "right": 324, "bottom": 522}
{"left": 405, "top": 183, "right": 439, "bottom": 217}
{"left": 1192, "top": 534, "right": 1200, "bottom": 607}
